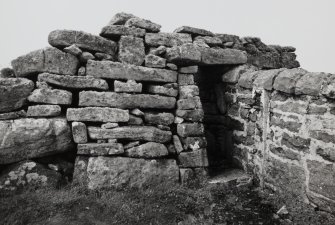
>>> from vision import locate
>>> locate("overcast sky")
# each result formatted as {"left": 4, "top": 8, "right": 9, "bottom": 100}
{"left": 0, "top": 0, "right": 334, "bottom": 73}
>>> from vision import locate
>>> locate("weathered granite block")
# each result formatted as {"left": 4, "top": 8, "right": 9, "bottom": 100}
{"left": 88, "top": 126, "right": 172, "bottom": 143}
{"left": 72, "top": 122, "right": 87, "bottom": 144}
{"left": 74, "top": 157, "right": 179, "bottom": 189}
{"left": 38, "top": 73, "right": 109, "bottom": 90}
{"left": 27, "top": 105, "right": 61, "bottom": 117}
{"left": 100, "top": 25, "right": 146, "bottom": 38}
{"left": 48, "top": 30, "right": 117, "bottom": 55}
{"left": 114, "top": 80, "right": 142, "bottom": 93}
{"left": 66, "top": 107, "right": 129, "bottom": 122}
{"left": 281, "top": 132, "right": 310, "bottom": 152}
{"left": 0, "top": 78, "right": 34, "bottom": 113}
{"left": 28, "top": 88, "right": 72, "bottom": 105}
{"left": 174, "top": 26, "right": 214, "bottom": 37}
{"left": 86, "top": 60, "right": 177, "bottom": 83}
{"left": 0, "top": 118, "right": 73, "bottom": 164}
{"left": 125, "top": 17, "right": 161, "bottom": 32}
{"left": 144, "top": 112, "right": 175, "bottom": 126}
{"left": 11, "top": 47, "right": 79, "bottom": 77}
{"left": 77, "top": 143, "right": 124, "bottom": 156}
{"left": 179, "top": 85, "right": 199, "bottom": 99}
{"left": 118, "top": 35, "right": 145, "bottom": 65}
{"left": 178, "top": 148, "right": 209, "bottom": 167}
{"left": 273, "top": 68, "right": 307, "bottom": 94}
{"left": 176, "top": 109, "right": 204, "bottom": 122}
{"left": 79, "top": 91, "right": 176, "bottom": 109}
{"left": 147, "top": 84, "right": 178, "bottom": 97}
{"left": 145, "top": 54, "right": 166, "bottom": 68}
{"left": 125, "top": 142, "right": 169, "bottom": 158}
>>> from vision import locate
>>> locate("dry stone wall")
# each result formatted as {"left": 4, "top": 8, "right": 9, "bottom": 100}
{"left": 0, "top": 11, "right": 314, "bottom": 207}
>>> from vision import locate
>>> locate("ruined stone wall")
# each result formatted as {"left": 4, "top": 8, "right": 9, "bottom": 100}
{"left": 220, "top": 66, "right": 335, "bottom": 213}
{"left": 3, "top": 12, "right": 330, "bottom": 214}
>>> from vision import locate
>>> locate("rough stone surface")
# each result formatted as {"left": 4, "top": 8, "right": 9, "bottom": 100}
{"left": 38, "top": 73, "right": 109, "bottom": 90}
{"left": 28, "top": 88, "right": 72, "bottom": 105}
{"left": 66, "top": 107, "right": 129, "bottom": 122}
{"left": 179, "top": 85, "right": 199, "bottom": 99}
{"left": 101, "top": 122, "right": 119, "bottom": 129}
{"left": 88, "top": 126, "right": 172, "bottom": 143}
{"left": 128, "top": 115, "right": 144, "bottom": 125}
{"left": 174, "top": 26, "right": 214, "bottom": 37}
{"left": 173, "top": 135, "right": 184, "bottom": 154}
{"left": 253, "top": 69, "right": 283, "bottom": 90}
{"left": 72, "top": 122, "right": 87, "bottom": 144}
{"left": 145, "top": 54, "right": 166, "bottom": 68}
{"left": 144, "top": 112, "right": 175, "bottom": 126}
{"left": 0, "top": 118, "right": 73, "bottom": 164}
{"left": 79, "top": 91, "right": 176, "bottom": 109}
{"left": 76, "top": 157, "right": 179, "bottom": 189}
{"left": 0, "top": 110, "right": 26, "bottom": 121}
{"left": 0, "top": 68, "right": 15, "bottom": 78}
{"left": 48, "top": 30, "right": 117, "bottom": 55}
{"left": 114, "top": 80, "right": 142, "bottom": 93}
{"left": 125, "top": 17, "right": 161, "bottom": 32}
{"left": 200, "top": 48, "right": 247, "bottom": 65}
{"left": 177, "top": 123, "right": 204, "bottom": 137}
{"left": 295, "top": 72, "right": 330, "bottom": 96}
{"left": 118, "top": 36, "right": 145, "bottom": 65}
{"left": 176, "top": 109, "right": 204, "bottom": 122}
{"left": 165, "top": 44, "right": 202, "bottom": 65}
{"left": 86, "top": 60, "right": 177, "bottom": 83}
{"left": 63, "top": 44, "right": 82, "bottom": 56}
{"left": 238, "top": 71, "right": 260, "bottom": 89}
{"left": 11, "top": 47, "right": 79, "bottom": 77}
{"left": 178, "top": 74, "right": 195, "bottom": 85}
{"left": 125, "top": 142, "right": 169, "bottom": 158}
{"left": 145, "top": 33, "right": 192, "bottom": 47}
{"left": 107, "top": 12, "right": 136, "bottom": 25}
{"left": 273, "top": 68, "right": 307, "bottom": 94}
{"left": 0, "top": 78, "right": 34, "bottom": 113}
{"left": 177, "top": 97, "right": 202, "bottom": 110}
{"left": 0, "top": 161, "right": 61, "bottom": 191}
{"left": 147, "top": 84, "right": 178, "bottom": 97}
{"left": 178, "top": 149, "right": 209, "bottom": 167}
{"left": 321, "top": 75, "right": 335, "bottom": 99}
{"left": 27, "top": 105, "right": 61, "bottom": 117}
{"left": 194, "top": 36, "right": 222, "bottom": 46}
{"left": 77, "top": 143, "right": 124, "bottom": 156}
{"left": 100, "top": 25, "right": 146, "bottom": 38}
{"left": 149, "top": 46, "right": 167, "bottom": 56}
{"left": 222, "top": 65, "right": 257, "bottom": 84}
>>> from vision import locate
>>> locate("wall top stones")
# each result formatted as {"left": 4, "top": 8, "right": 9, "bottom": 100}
{"left": 223, "top": 65, "right": 335, "bottom": 99}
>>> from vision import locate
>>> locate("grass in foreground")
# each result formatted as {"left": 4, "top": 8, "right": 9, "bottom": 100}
{"left": 1, "top": 183, "right": 335, "bottom": 225}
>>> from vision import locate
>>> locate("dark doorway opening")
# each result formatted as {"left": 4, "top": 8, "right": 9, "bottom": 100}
{"left": 194, "top": 66, "right": 236, "bottom": 177}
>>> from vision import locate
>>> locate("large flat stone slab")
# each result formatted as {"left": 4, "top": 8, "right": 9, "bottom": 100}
{"left": 199, "top": 47, "right": 247, "bottom": 65}
{"left": 38, "top": 73, "right": 109, "bottom": 90}
{"left": 28, "top": 88, "right": 72, "bottom": 105}
{"left": 66, "top": 107, "right": 129, "bottom": 122}
{"left": 88, "top": 126, "right": 172, "bottom": 143}
{"left": 178, "top": 148, "right": 209, "bottom": 167}
{"left": 0, "top": 118, "right": 73, "bottom": 164}
{"left": 74, "top": 156, "right": 179, "bottom": 189}
{"left": 0, "top": 78, "right": 34, "bottom": 113}
{"left": 86, "top": 60, "right": 177, "bottom": 83}
{"left": 100, "top": 25, "right": 146, "bottom": 38}
{"left": 79, "top": 91, "right": 176, "bottom": 109}
{"left": 11, "top": 47, "right": 79, "bottom": 77}
{"left": 174, "top": 26, "right": 214, "bottom": 37}
{"left": 48, "top": 30, "right": 117, "bottom": 55}
{"left": 77, "top": 143, "right": 124, "bottom": 156}
{"left": 145, "top": 32, "right": 192, "bottom": 47}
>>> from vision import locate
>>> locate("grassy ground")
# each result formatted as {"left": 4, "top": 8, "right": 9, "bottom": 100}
{"left": 0, "top": 183, "right": 334, "bottom": 225}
